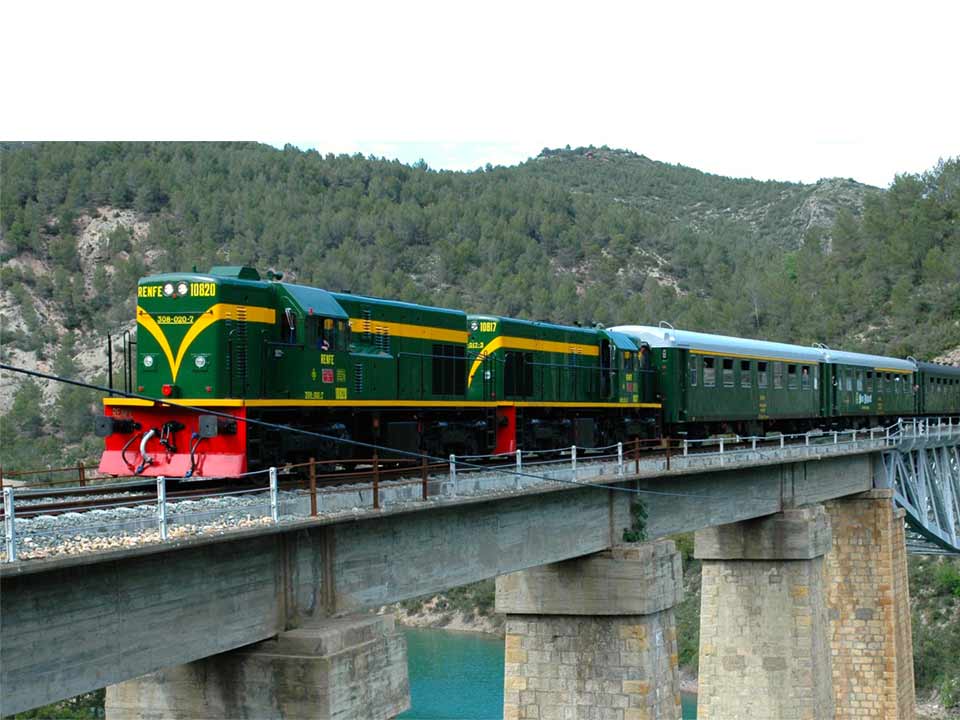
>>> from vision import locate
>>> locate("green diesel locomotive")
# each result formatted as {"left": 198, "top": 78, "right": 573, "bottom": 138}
{"left": 99, "top": 266, "right": 659, "bottom": 477}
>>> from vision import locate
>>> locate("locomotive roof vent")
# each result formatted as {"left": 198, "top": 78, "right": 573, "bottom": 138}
{"left": 209, "top": 266, "right": 261, "bottom": 280}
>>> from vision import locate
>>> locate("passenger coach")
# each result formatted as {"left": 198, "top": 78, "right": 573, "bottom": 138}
{"left": 916, "top": 362, "right": 960, "bottom": 415}
{"left": 611, "top": 324, "right": 822, "bottom": 436}
{"left": 612, "top": 324, "right": 920, "bottom": 437}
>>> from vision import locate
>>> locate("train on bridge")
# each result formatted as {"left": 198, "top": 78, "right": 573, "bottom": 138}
{"left": 97, "top": 266, "right": 960, "bottom": 477}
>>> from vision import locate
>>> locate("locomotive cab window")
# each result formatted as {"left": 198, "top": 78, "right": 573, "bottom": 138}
{"left": 801, "top": 366, "right": 811, "bottom": 390}
{"left": 308, "top": 317, "right": 336, "bottom": 351}
{"left": 703, "top": 357, "right": 716, "bottom": 387}
{"left": 740, "top": 360, "right": 751, "bottom": 388}
{"left": 722, "top": 358, "right": 734, "bottom": 387}
{"left": 623, "top": 351, "right": 636, "bottom": 385}
{"left": 758, "top": 362, "right": 768, "bottom": 388}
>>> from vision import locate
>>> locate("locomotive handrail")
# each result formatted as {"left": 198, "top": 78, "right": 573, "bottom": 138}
{"left": 107, "top": 334, "right": 114, "bottom": 397}
{"left": 123, "top": 330, "right": 136, "bottom": 395}
{"left": 398, "top": 350, "right": 470, "bottom": 362}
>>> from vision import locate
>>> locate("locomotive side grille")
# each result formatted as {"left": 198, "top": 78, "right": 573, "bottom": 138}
{"left": 227, "top": 307, "right": 249, "bottom": 397}
{"left": 375, "top": 326, "right": 390, "bottom": 354}
{"left": 361, "top": 307, "right": 372, "bottom": 340}
{"left": 235, "top": 307, "right": 248, "bottom": 394}
{"left": 354, "top": 364, "right": 364, "bottom": 393}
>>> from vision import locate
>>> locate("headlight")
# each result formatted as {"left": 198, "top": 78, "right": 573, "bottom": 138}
{"left": 143, "top": 355, "right": 154, "bottom": 368}
{"left": 194, "top": 355, "right": 207, "bottom": 369}
{"left": 177, "top": 281, "right": 189, "bottom": 296}
{"left": 163, "top": 282, "right": 174, "bottom": 297}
